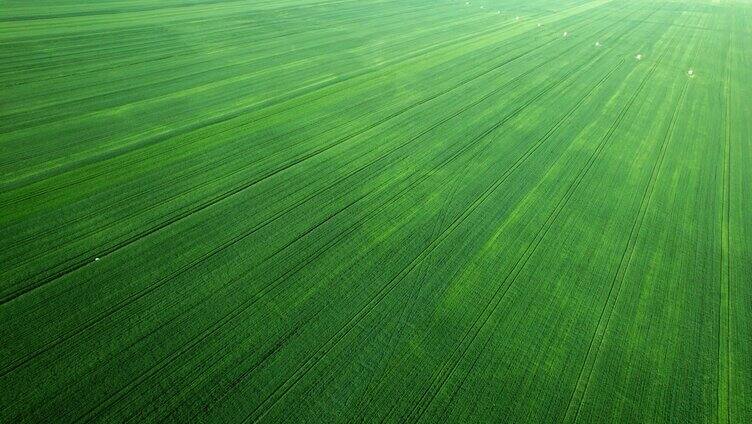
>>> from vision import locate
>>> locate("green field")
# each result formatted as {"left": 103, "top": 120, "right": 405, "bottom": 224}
{"left": 1, "top": 0, "right": 750, "bottom": 422}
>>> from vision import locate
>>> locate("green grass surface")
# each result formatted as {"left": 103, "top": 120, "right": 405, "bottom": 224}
{"left": 1, "top": 0, "right": 750, "bottom": 422}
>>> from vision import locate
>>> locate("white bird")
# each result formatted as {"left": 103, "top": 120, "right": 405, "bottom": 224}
{"left": 537, "top": 23, "right": 542, "bottom": 27}
{"left": 687, "top": 69, "right": 694, "bottom": 77}
{"left": 635, "top": 53, "right": 643, "bottom": 60}
{"left": 94, "top": 257, "right": 100, "bottom": 261}
{"left": 595, "top": 41, "right": 602, "bottom": 47}
{"left": 563, "top": 31, "right": 569, "bottom": 37}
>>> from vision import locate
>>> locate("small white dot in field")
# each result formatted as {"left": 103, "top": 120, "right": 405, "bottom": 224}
{"left": 595, "top": 41, "right": 602, "bottom": 47}
{"left": 687, "top": 69, "right": 694, "bottom": 77}
{"left": 563, "top": 31, "right": 569, "bottom": 37}
{"left": 497, "top": 11, "right": 501, "bottom": 14}
{"left": 515, "top": 16, "right": 520, "bottom": 21}
{"left": 635, "top": 54, "right": 643, "bottom": 60}
{"left": 94, "top": 257, "right": 100, "bottom": 261}
{"left": 537, "top": 23, "right": 542, "bottom": 27}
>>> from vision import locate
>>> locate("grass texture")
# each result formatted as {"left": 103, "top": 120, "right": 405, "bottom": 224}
{"left": 1, "top": 0, "right": 751, "bottom": 422}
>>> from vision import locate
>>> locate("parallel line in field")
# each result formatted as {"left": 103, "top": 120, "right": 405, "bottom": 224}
{"left": 0, "top": 17, "right": 360, "bottom": 83}
{"left": 4, "top": 0, "right": 636, "bottom": 414}
{"left": 0, "top": 9, "right": 514, "bottom": 184}
{"left": 2, "top": 27, "right": 351, "bottom": 113}
{"left": 129, "top": 298, "right": 321, "bottom": 422}
{"left": 349, "top": 227, "right": 437, "bottom": 418}
{"left": 0, "top": 18, "right": 580, "bottom": 307}
{"left": 1, "top": 116, "right": 415, "bottom": 378}
{"left": 173, "top": 37, "right": 629, "bottom": 406}
{"left": 2, "top": 1, "right": 746, "bottom": 423}
{"left": 564, "top": 57, "right": 690, "bottom": 424}
{"left": 241, "top": 39, "right": 630, "bottom": 423}
{"left": 0, "top": 0, "right": 254, "bottom": 23}
{"left": 3, "top": 0, "right": 619, "bottom": 282}
{"left": 178, "top": 106, "right": 507, "bottom": 421}
{"left": 5, "top": 0, "right": 616, "bottom": 193}
{"left": 188, "top": 55, "right": 600, "bottom": 418}
{"left": 75, "top": 45, "right": 595, "bottom": 421}
{"left": 356, "top": 38, "right": 640, "bottom": 420}
{"left": 2, "top": 35, "right": 478, "bottom": 201}
{"left": 3, "top": 74, "right": 410, "bottom": 246}
{"left": 718, "top": 16, "right": 733, "bottom": 424}
{"left": 2, "top": 15, "right": 565, "bottom": 250}
{"left": 1, "top": 7, "right": 506, "bottom": 156}
{"left": 77, "top": 57, "right": 545, "bottom": 415}
{"left": 0, "top": 24, "right": 173, "bottom": 46}
{"left": 0, "top": 32, "right": 579, "bottom": 380}
{"left": 192, "top": 48, "right": 633, "bottom": 421}
{"left": 0, "top": 2, "right": 462, "bottom": 77}
{"left": 407, "top": 55, "right": 654, "bottom": 424}
{"left": 2, "top": 3, "right": 572, "bottom": 202}
{"left": 2, "top": 56, "right": 335, "bottom": 147}
{"left": 1, "top": 0, "right": 605, "bottom": 190}
{"left": 425, "top": 61, "right": 638, "bottom": 421}
{"left": 394, "top": 12, "right": 666, "bottom": 420}
{"left": 0, "top": 0, "right": 427, "bottom": 61}
{"left": 0, "top": 1, "right": 462, "bottom": 120}
{"left": 2, "top": 60, "right": 401, "bottom": 203}
{"left": 0, "top": 0, "right": 367, "bottom": 32}
{"left": 75, "top": 184, "right": 381, "bottom": 423}
{"left": 175, "top": 178, "right": 452, "bottom": 421}
{"left": 0, "top": 78, "right": 441, "bottom": 304}
{"left": 417, "top": 19, "right": 670, "bottom": 422}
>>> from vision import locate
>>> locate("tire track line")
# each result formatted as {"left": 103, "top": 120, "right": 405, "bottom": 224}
{"left": 0, "top": 24, "right": 568, "bottom": 306}
{"left": 5, "top": 3, "right": 594, "bottom": 198}
{"left": 75, "top": 185, "right": 380, "bottom": 423}
{"left": 0, "top": 19, "right": 591, "bottom": 307}
{"left": 718, "top": 16, "right": 733, "bottom": 424}
{"left": 4, "top": 17, "right": 569, "bottom": 247}
{"left": 0, "top": 1, "right": 608, "bottom": 205}
{"left": 86, "top": 52, "right": 589, "bottom": 422}
{"left": 564, "top": 64, "right": 691, "bottom": 424}
{"left": 189, "top": 109, "right": 506, "bottom": 420}
{"left": 1, "top": 46, "right": 535, "bottom": 378}
{"left": 195, "top": 41, "right": 632, "bottom": 420}
{"left": 425, "top": 8, "right": 669, "bottom": 416}
{"left": 359, "top": 50, "right": 630, "bottom": 423}
{"left": 239, "top": 40, "right": 630, "bottom": 424}
{"left": 0, "top": 1, "right": 473, "bottom": 134}
{"left": 425, "top": 60, "right": 639, "bottom": 421}
{"left": 0, "top": 1, "right": 450, "bottom": 93}
{"left": 7, "top": 0, "right": 618, "bottom": 200}
{"left": 405, "top": 52, "right": 656, "bottom": 424}
{"left": 36, "top": 41, "right": 597, "bottom": 418}
{"left": 377, "top": 11, "right": 665, "bottom": 420}
{"left": 2, "top": 24, "right": 528, "bottom": 204}
{"left": 0, "top": 0, "right": 568, "bottom": 191}
{"left": 93, "top": 131, "right": 486, "bottom": 421}
{"left": 4, "top": 75, "right": 414, "bottom": 245}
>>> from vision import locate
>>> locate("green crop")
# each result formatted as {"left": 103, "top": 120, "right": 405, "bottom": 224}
{"left": 1, "top": 0, "right": 750, "bottom": 422}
